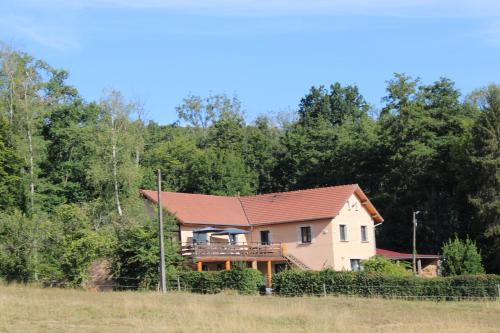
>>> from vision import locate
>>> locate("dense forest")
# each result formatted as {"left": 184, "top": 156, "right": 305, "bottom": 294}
{"left": 0, "top": 45, "right": 498, "bottom": 285}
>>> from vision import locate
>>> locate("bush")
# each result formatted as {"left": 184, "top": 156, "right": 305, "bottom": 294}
{"left": 171, "top": 268, "right": 264, "bottom": 295}
{"left": 112, "top": 216, "right": 182, "bottom": 290}
{"left": 362, "top": 255, "right": 411, "bottom": 277}
{"left": 441, "top": 237, "right": 485, "bottom": 276}
{"left": 273, "top": 269, "right": 500, "bottom": 300}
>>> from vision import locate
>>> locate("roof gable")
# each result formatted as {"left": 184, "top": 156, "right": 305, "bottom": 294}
{"left": 140, "top": 184, "right": 383, "bottom": 227}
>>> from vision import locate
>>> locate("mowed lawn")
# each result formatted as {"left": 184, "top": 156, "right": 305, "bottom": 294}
{"left": 1, "top": 285, "right": 499, "bottom": 333}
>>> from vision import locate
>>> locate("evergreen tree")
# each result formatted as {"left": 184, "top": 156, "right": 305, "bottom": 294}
{"left": 467, "top": 85, "right": 500, "bottom": 273}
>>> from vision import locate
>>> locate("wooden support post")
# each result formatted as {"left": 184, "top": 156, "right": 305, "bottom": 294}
{"left": 281, "top": 243, "right": 287, "bottom": 256}
{"left": 417, "top": 259, "right": 422, "bottom": 275}
{"left": 197, "top": 261, "right": 203, "bottom": 272}
{"left": 225, "top": 260, "right": 231, "bottom": 271}
{"left": 267, "top": 260, "right": 272, "bottom": 288}
{"left": 251, "top": 260, "right": 258, "bottom": 270}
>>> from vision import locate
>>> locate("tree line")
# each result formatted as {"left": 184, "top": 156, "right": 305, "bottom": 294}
{"left": 0, "top": 45, "right": 498, "bottom": 285}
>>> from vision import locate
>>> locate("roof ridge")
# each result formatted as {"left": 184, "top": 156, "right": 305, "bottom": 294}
{"left": 241, "top": 184, "right": 359, "bottom": 198}
{"left": 141, "top": 189, "right": 240, "bottom": 199}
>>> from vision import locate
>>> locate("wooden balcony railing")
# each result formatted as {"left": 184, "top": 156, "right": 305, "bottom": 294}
{"left": 180, "top": 242, "right": 284, "bottom": 259}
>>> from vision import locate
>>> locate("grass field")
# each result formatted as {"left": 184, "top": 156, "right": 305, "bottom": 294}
{"left": 0, "top": 285, "right": 499, "bottom": 333}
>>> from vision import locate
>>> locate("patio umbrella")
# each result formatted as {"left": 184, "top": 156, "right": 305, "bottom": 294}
{"left": 192, "top": 227, "right": 223, "bottom": 233}
{"left": 211, "top": 228, "right": 250, "bottom": 235}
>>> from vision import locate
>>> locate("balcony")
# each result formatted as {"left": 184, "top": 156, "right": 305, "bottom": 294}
{"left": 180, "top": 242, "right": 285, "bottom": 261}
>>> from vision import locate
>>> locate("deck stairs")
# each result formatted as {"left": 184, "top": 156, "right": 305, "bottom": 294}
{"left": 283, "top": 253, "right": 312, "bottom": 270}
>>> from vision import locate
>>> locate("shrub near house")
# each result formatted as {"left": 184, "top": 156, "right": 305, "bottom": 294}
{"left": 362, "top": 255, "right": 411, "bottom": 277}
{"left": 441, "top": 237, "right": 485, "bottom": 276}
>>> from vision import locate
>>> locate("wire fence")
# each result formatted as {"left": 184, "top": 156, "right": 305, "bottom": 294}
{"left": 35, "top": 276, "right": 500, "bottom": 301}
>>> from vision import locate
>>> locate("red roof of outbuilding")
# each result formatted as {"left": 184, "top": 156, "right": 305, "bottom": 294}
{"left": 376, "top": 248, "right": 439, "bottom": 259}
{"left": 140, "top": 184, "right": 383, "bottom": 227}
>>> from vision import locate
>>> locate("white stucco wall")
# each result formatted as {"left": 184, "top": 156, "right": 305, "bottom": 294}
{"left": 330, "top": 193, "right": 377, "bottom": 270}
{"left": 250, "top": 219, "right": 334, "bottom": 270}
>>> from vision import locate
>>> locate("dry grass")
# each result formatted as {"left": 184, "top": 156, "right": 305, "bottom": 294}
{"left": 0, "top": 284, "right": 499, "bottom": 333}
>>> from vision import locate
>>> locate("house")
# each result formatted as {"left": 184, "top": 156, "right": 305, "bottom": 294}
{"left": 376, "top": 248, "right": 440, "bottom": 277}
{"left": 140, "top": 184, "right": 383, "bottom": 287}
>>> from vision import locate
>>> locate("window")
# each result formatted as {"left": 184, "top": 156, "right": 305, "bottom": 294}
{"left": 350, "top": 259, "right": 361, "bottom": 272}
{"left": 361, "top": 226, "right": 368, "bottom": 242}
{"left": 340, "top": 224, "right": 347, "bottom": 241}
{"left": 300, "top": 226, "right": 312, "bottom": 244}
{"left": 260, "top": 231, "right": 270, "bottom": 245}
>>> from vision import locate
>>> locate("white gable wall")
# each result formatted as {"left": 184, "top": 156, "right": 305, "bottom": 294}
{"left": 331, "top": 193, "right": 377, "bottom": 271}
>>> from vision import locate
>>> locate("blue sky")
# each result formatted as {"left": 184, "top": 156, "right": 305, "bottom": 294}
{"left": 1, "top": 0, "right": 499, "bottom": 124}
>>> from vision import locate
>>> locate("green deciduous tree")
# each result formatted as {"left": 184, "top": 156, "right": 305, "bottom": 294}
{"left": 298, "top": 83, "right": 370, "bottom": 126}
{"left": 186, "top": 148, "right": 257, "bottom": 195}
{"left": 244, "top": 116, "right": 283, "bottom": 193}
{"left": 275, "top": 83, "right": 378, "bottom": 191}
{"left": 88, "top": 90, "right": 145, "bottom": 220}
{"left": 112, "top": 215, "right": 182, "bottom": 289}
{"left": 0, "top": 117, "right": 23, "bottom": 210}
{"left": 176, "top": 93, "right": 241, "bottom": 131}
{"left": 52, "top": 204, "right": 114, "bottom": 286}
{"left": 40, "top": 101, "right": 100, "bottom": 209}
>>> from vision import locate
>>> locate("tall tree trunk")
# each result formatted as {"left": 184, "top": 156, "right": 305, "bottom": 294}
{"left": 23, "top": 76, "right": 35, "bottom": 213}
{"left": 135, "top": 147, "right": 140, "bottom": 168}
{"left": 111, "top": 118, "right": 123, "bottom": 217}
{"left": 8, "top": 73, "right": 14, "bottom": 125}
{"left": 24, "top": 70, "right": 38, "bottom": 281}
{"left": 27, "top": 127, "right": 35, "bottom": 211}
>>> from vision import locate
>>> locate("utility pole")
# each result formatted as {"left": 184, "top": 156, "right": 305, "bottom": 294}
{"left": 412, "top": 210, "right": 425, "bottom": 275}
{"left": 157, "top": 169, "right": 166, "bottom": 293}
{"left": 412, "top": 211, "right": 417, "bottom": 275}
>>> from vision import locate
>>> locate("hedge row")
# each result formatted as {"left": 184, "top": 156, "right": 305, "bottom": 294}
{"left": 273, "top": 270, "right": 500, "bottom": 300}
{"left": 167, "top": 269, "right": 264, "bottom": 295}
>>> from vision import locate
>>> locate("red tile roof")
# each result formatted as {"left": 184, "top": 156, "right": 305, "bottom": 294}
{"left": 140, "top": 191, "right": 249, "bottom": 226}
{"left": 241, "top": 185, "right": 357, "bottom": 225}
{"left": 140, "top": 184, "right": 383, "bottom": 227}
{"left": 376, "top": 248, "right": 439, "bottom": 259}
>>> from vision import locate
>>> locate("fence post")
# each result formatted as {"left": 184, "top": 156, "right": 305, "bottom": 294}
{"left": 496, "top": 284, "right": 500, "bottom": 300}
{"left": 177, "top": 277, "right": 181, "bottom": 292}
{"left": 323, "top": 283, "right": 327, "bottom": 297}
